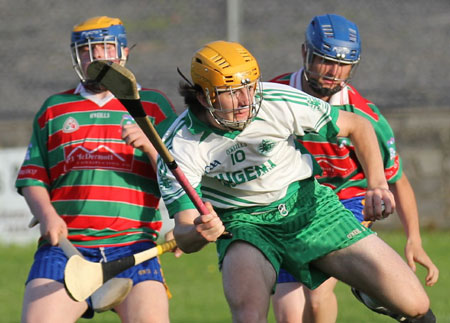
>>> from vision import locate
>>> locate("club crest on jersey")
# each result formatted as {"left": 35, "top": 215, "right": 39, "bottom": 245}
{"left": 258, "top": 139, "right": 276, "bottom": 155}
{"left": 62, "top": 117, "right": 80, "bottom": 133}
{"left": 338, "top": 138, "right": 351, "bottom": 148}
{"left": 158, "top": 169, "right": 173, "bottom": 190}
{"left": 120, "top": 114, "right": 135, "bottom": 128}
{"left": 306, "top": 96, "right": 323, "bottom": 110}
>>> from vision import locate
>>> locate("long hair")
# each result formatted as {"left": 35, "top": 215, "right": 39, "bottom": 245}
{"left": 178, "top": 81, "right": 205, "bottom": 116}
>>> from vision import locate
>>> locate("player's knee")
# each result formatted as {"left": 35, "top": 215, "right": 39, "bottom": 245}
{"left": 308, "top": 290, "right": 336, "bottom": 311}
{"left": 273, "top": 306, "right": 302, "bottom": 323}
{"left": 229, "top": 296, "right": 268, "bottom": 323}
{"left": 413, "top": 309, "right": 436, "bottom": 323}
{"left": 404, "top": 294, "right": 430, "bottom": 319}
{"left": 308, "top": 299, "right": 322, "bottom": 314}
{"left": 233, "top": 308, "right": 267, "bottom": 323}
{"left": 273, "top": 315, "right": 297, "bottom": 323}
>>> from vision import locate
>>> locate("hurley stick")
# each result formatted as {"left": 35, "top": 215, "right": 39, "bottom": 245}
{"left": 87, "top": 60, "right": 232, "bottom": 238}
{"left": 28, "top": 217, "right": 82, "bottom": 257}
{"left": 64, "top": 239, "right": 177, "bottom": 302}
{"left": 28, "top": 217, "right": 132, "bottom": 309}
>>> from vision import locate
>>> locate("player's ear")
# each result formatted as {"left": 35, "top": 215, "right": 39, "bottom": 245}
{"left": 196, "top": 92, "right": 209, "bottom": 108}
{"left": 123, "top": 47, "right": 130, "bottom": 61}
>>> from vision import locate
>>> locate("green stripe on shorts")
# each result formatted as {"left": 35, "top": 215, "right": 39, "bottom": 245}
{"left": 215, "top": 178, "right": 373, "bottom": 290}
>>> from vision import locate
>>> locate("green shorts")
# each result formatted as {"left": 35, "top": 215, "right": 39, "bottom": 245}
{"left": 216, "top": 178, "right": 373, "bottom": 290}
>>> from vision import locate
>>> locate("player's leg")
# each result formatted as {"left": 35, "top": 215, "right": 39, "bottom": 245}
{"left": 351, "top": 287, "right": 436, "bottom": 322}
{"left": 272, "top": 281, "right": 305, "bottom": 323}
{"left": 114, "top": 280, "right": 169, "bottom": 323}
{"left": 21, "top": 245, "right": 90, "bottom": 323}
{"left": 272, "top": 279, "right": 338, "bottom": 323}
{"left": 105, "top": 243, "right": 170, "bottom": 323}
{"left": 312, "top": 234, "right": 430, "bottom": 319}
{"left": 272, "top": 195, "right": 363, "bottom": 323}
{"left": 22, "top": 278, "right": 88, "bottom": 323}
{"left": 303, "top": 277, "right": 338, "bottom": 323}
{"left": 222, "top": 241, "right": 276, "bottom": 323}
{"left": 342, "top": 197, "right": 436, "bottom": 322}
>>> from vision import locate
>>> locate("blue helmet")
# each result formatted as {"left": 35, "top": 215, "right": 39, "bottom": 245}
{"left": 303, "top": 14, "right": 361, "bottom": 96}
{"left": 70, "top": 16, "right": 128, "bottom": 83}
{"left": 305, "top": 14, "right": 361, "bottom": 63}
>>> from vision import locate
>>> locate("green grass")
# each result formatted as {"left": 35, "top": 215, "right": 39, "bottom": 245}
{"left": 1, "top": 230, "right": 449, "bottom": 323}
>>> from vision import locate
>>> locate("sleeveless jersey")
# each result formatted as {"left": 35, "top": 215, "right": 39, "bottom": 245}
{"left": 157, "top": 82, "right": 340, "bottom": 217}
{"left": 270, "top": 71, "right": 402, "bottom": 199}
{"left": 16, "top": 87, "right": 176, "bottom": 247}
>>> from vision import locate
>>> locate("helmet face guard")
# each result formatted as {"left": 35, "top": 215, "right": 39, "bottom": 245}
{"left": 206, "top": 79, "right": 263, "bottom": 131}
{"left": 304, "top": 50, "right": 359, "bottom": 97}
{"left": 303, "top": 14, "right": 361, "bottom": 96}
{"left": 191, "top": 41, "right": 262, "bottom": 131}
{"left": 70, "top": 17, "right": 127, "bottom": 84}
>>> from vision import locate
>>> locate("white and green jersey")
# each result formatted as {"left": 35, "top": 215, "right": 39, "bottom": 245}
{"left": 158, "top": 82, "right": 340, "bottom": 217}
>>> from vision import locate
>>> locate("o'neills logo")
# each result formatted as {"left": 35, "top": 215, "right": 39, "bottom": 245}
{"left": 62, "top": 117, "right": 80, "bottom": 133}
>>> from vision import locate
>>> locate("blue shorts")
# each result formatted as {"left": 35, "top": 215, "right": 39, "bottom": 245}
{"left": 277, "top": 196, "right": 367, "bottom": 284}
{"left": 26, "top": 241, "right": 166, "bottom": 319}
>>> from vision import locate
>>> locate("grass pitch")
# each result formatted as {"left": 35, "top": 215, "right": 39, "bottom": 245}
{"left": 1, "top": 230, "right": 448, "bottom": 323}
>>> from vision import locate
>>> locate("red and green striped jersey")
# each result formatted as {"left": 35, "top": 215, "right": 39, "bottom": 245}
{"left": 270, "top": 72, "right": 402, "bottom": 199}
{"left": 16, "top": 86, "right": 177, "bottom": 247}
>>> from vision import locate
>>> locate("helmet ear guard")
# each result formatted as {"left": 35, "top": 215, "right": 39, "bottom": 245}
{"left": 190, "top": 41, "right": 262, "bottom": 131}
{"left": 70, "top": 16, "right": 128, "bottom": 84}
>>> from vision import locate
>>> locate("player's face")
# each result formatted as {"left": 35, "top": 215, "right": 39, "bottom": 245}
{"left": 79, "top": 43, "right": 120, "bottom": 76}
{"left": 309, "top": 55, "right": 353, "bottom": 90}
{"left": 213, "top": 85, "right": 256, "bottom": 123}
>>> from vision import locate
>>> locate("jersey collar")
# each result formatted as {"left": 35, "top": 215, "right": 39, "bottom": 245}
{"left": 74, "top": 82, "right": 142, "bottom": 107}
{"left": 186, "top": 109, "right": 242, "bottom": 140}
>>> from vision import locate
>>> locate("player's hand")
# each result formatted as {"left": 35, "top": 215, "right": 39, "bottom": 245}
{"left": 404, "top": 238, "right": 439, "bottom": 286}
{"left": 193, "top": 202, "right": 225, "bottom": 242}
{"left": 40, "top": 215, "right": 68, "bottom": 246}
{"left": 122, "top": 124, "right": 156, "bottom": 156}
{"left": 164, "top": 229, "right": 183, "bottom": 258}
{"left": 122, "top": 123, "right": 158, "bottom": 169}
{"left": 363, "top": 187, "right": 395, "bottom": 221}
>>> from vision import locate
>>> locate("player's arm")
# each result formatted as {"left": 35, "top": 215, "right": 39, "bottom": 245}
{"left": 336, "top": 110, "right": 395, "bottom": 220}
{"left": 173, "top": 202, "right": 225, "bottom": 253}
{"left": 22, "top": 186, "right": 68, "bottom": 245}
{"left": 390, "top": 173, "right": 439, "bottom": 286}
{"left": 122, "top": 123, "right": 158, "bottom": 170}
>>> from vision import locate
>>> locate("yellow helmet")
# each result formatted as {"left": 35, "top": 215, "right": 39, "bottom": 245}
{"left": 190, "top": 41, "right": 262, "bottom": 131}
{"left": 191, "top": 41, "right": 260, "bottom": 103}
{"left": 72, "top": 16, "right": 125, "bottom": 33}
